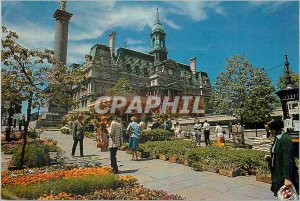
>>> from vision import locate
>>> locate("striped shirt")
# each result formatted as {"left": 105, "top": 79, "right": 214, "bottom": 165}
{"left": 108, "top": 120, "right": 122, "bottom": 148}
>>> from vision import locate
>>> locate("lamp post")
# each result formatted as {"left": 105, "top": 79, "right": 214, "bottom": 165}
{"left": 275, "top": 55, "right": 299, "bottom": 143}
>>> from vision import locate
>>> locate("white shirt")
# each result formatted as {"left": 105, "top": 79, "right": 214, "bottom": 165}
{"left": 215, "top": 125, "right": 222, "bottom": 134}
{"left": 194, "top": 123, "right": 202, "bottom": 130}
{"left": 203, "top": 122, "right": 210, "bottom": 131}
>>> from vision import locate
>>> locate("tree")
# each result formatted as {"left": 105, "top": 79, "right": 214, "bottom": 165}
{"left": 1, "top": 26, "right": 83, "bottom": 169}
{"left": 108, "top": 77, "right": 134, "bottom": 96}
{"left": 213, "top": 55, "right": 276, "bottom": 144}
{"left": 1, "top": 71, "right": 25, "bottom": 140}
{"left": 277, "top": 71, "right": 299, "bottom": 89}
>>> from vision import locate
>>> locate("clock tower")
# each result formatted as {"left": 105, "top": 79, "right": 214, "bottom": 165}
{"left": 149, "top": 8, "right": 167, "bottom": 64}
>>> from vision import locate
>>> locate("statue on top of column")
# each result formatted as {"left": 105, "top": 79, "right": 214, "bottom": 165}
{"left": 60, "top": 0, "right": 67, "bottom": 11}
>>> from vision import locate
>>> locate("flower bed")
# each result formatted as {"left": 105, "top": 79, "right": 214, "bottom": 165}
{"left": 2, "top": 167, "right": 184, "bottom": 200}
{"left": 2, "top": 166, "right": 112, "bottom": 186}
{"left": 38, "top": 175, "right": 184, "bottom": 200}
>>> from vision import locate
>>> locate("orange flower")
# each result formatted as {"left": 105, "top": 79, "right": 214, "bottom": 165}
{"left": 2, "top": 166, "right": 112, "bottom": 186}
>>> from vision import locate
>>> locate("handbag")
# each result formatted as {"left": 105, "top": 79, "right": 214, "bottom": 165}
{"left": 277, "top": 184, "right": 299, "bottom": 200}
{"left": 96, "top": 140, "right": 104, "bottom": 149}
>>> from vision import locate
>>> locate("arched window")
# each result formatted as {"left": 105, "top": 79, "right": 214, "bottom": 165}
{"left": 152, "top": 38, "right": 155, "bottom": 48}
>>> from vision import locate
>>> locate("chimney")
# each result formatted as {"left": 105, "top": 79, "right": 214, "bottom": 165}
{"left": 109, "top": 31, "right": 116, "bottom": 56}
{"left": 190, "top": 57, "right": 196, "bottom": 75}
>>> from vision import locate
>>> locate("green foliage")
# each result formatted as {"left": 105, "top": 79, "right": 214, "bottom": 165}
{"left": 4, "top": 174, "right": 117, "bottom": 199}
{"left": 141, "top": 140, "right": 269, "bottom": 174}
{"left": 2, "top": 144, "right": 19, "bottom": 154}
{"left": 141, "top": 129, "right": 174, "bottom": 143}
{"left": 108, "top": 77, "right": 134, "bottom": 96}
{"left": 84, "top": 131, "right": 95, "bottom": 138}
{"left": 213, "top": 55, "right": 276, "bottom": 125}
{"left": 1, "top": 187, "right": 19, "bottom": 200}
{"left": 277, "top": 71, "right": 299, "bottom": 90}
{"left": 140, "top": 140, "right": 196, "bottom": 160}
{"left": 12, "top": 144, "right": 51, "bottom": 168}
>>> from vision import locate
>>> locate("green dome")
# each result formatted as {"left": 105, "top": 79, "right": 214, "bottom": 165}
{"left": 152, "top": 22, "right": 165, "bottom": 33}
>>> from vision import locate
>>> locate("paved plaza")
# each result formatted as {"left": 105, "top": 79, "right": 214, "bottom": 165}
{"left": 40, "top": 131, "right": 276, "bottom": 200}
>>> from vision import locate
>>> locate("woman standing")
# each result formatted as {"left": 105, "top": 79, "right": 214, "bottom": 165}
{"left": 71, "top": 113, "right": 85, "bottom": 157}
{"left": 97, "top": 116, "right": 109, "bottom": 151}
{"left": 215, "top": 122, "right": 223, "bottom": 146}
{"left": 127, "top": 117, "right": 141, "bottom": 161}
{"left": 267, "top": 119, "right": 298, "bottom": 196}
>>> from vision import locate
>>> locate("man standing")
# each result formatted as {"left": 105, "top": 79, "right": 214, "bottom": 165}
{"left": 232, "top": 123, "right": 238, "bottom": 144}
{"left": 139, "top": 119, "right": 147, "bottom": 132}
{"left": 228, "top": 122, "right": 232, "bottom": 138}
{"left": 72, "top": 113, "right": 85, "bottom": 157}
{"left": 203, "top": 120, "right": 210, "bottom": 146}
{"left": 194, "top": 120, "right": 202, "bottom": 146}
{"left": 151, "top": 119, "right": 161, "bottom": 130}
{"left": 107, "top": 116, "right": 122, "bottom": 174}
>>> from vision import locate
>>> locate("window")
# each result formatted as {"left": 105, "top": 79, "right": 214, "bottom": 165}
{"left": 135, "top": 66, "right": 140, "bottom": 74}
{"left": 144, "top": 68, "right": 148, "bottom": 76}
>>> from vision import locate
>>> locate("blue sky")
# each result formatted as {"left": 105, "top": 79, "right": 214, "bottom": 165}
{"left": 2, "top": 1, "right": 299, "bottom": 114}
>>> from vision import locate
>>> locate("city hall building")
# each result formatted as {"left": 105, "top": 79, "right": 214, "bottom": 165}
{"left": 45, "top": 3, "right": 211, "bottom": 116}
{"left": 70, "top": 11, "right": 212, "bottom": 112}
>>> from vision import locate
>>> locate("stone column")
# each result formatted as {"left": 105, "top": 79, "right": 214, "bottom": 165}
{"left": 53, "top": 9, "right": 73, "bottom": 64}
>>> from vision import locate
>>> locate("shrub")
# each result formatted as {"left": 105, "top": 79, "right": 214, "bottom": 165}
{"left": 12, "top": 144, "right": 51, "bottom": 168}
{"left": 1, "top": 187, "right": 19, "bottom": 200}
{"left": 141, "top": 129, "right": 174, "bottom": 143}
{"left": 4, "top": 174, "right": 117, "bottom": 199}
{"left": 2, "top": 144, "right": 19, "bottom": 154}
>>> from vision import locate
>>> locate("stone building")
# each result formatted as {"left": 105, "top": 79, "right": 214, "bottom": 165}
{"left": 70, "top": 9, "right": 211, "bottom": 112}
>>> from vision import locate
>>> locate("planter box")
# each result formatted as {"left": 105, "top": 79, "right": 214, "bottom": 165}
{"left": 169, "top": 156, "right": 177, "bottom": 163}
{"left": 150, "top": 153, "right": 159, "bottom": 159}
{"left": 249, "top": 169, "right": 257, "bottom": 176}
{"left": 137, "top": 151, "right": 150, "bottom": 158}
{"left": 178, "top": 159, "right": 185, "bottom": 164}
{"left": 183, "top": 160, "right": 191, "bottom": 166}
{"left": 219, "top": 169, "right": 240, "bottom": 177}
{"left": 119, "top": 146, "right": 126, "bottom": 151}
{"left": 159, "top": 154, "right": 168, "bottom": 161}
{"left": 207, "top": 167, "right": 219, "bottom": 173}
{"left": 256, "top": 173, "right": 272, "bottom": 184}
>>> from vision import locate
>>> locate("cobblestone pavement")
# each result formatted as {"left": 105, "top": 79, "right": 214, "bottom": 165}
{"left": 41, "top": 131, "right": 276, "bottom": 200}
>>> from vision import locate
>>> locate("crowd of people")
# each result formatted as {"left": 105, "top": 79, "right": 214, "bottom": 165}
{"left": 71, "top": 113, "right": 146, "bottom": 174}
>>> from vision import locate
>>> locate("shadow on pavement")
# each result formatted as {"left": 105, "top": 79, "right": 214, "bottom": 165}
{"left": 118, "top": 169, "right": 139, "bottom": 174}
{"left": 74, "top": 154, "right": 98, "bottom": 157}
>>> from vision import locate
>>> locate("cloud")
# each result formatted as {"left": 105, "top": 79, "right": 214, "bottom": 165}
{"left": 68, "top": 2, "right": 156, "bottom": 41}
{"left": 163, "top": 19, "right": 181, "bottom": 30}
{"left": 68, "top": 1, "right": 225, "bottom": 41}
{"left": 67, "top": 42, "right": 94, "bottom": 64}
{"left": 126, "top": 45, "right": 149, "bottom": 53}
{"left": 4, "top": 22, "right": 54, "bottom": 50}
{"left": 248, "top": 1, "right": 290, "bottom": 13}
{"left": 166, "top": 2, "right": 225, "bottom": 21}
{"left": 2, "top": 1, "right": 226, "bottom": 65}
{"left": 126, "top": 38, "right": 144, "bottom": 45}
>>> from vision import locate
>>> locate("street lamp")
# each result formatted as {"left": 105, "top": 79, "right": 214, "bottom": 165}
{"left": 275, "top": 55, "right": 299, "bottom": 143}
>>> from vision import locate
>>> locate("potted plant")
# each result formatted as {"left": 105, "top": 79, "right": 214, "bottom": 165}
{"left": 256, "top": 162, "right": 272, "bottom": 184}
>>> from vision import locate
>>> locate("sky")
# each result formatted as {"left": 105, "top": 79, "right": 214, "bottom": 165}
{"left": 1, "top": 1, "right": 299, "bottom": 114}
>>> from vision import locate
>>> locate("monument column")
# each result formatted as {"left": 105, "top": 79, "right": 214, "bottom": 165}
{"left": 53, "top": 1, "right": 73, "bottom": 64}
